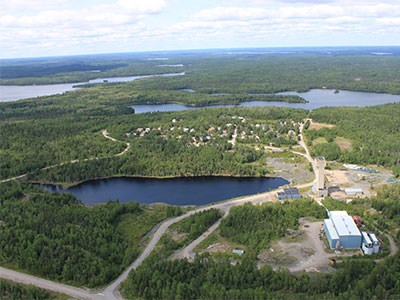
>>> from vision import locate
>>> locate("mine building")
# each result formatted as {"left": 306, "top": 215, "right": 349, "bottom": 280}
{"left": 277, "top": 187, "right": 302, "bottom": 200}
{"left": 324, "top": 211, "right": 362, "bottom": 249}
{"left": 344, "top": 188, "right": 363, "bottom": 196}
{"left": 313, "top": 157, "right": 328, "bottom": 197}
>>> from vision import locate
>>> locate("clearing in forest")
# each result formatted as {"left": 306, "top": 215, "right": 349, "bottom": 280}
{"left": 336, "top": 137, "right": 353, "bottom": 151}
{"left": 309, "top": 122, "right": 336, "bottom": 130}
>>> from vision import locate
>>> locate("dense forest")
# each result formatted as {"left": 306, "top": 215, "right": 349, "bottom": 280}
{"left": 1, "top": 50, "right": 400, "bottom": 298}
{"left": 372, "top": 185, "right": 400, "bottom": 220}
{"left": 0, "top": 103, "right": 306, "bottom": 183}
{"left": 371, "top": 185, "right": 400, "bottom": 243}
{"left": 307, "top": 103, "right": 400, "bottom": 177}
{"left": 122, "top": 186, "right": 400, "bottom": 299}
{"left": 0, "top": 62, "right": 127, "bottom": 79}
{"left": 0, "top": 53, "right": 182, "bottom": 85}
{"left": 122, "top": 253, "right": 400, "bottom": 299}
{"left": 0, "top": 279, "right": 62, "bottom": 300}
{"left": 0, "top": 117, "right": 125, "bottom": 180}
{"left": 2, "top": 51, "right": 399, "bottom": 183}
{"left": 0, "top": 182, "right": 169, "bottom": 287}
{"left": 123, "top": 251, "right": 400, "bottom": 299}
{"left": 2, "top": 50, "right": 400, "bottom": 96}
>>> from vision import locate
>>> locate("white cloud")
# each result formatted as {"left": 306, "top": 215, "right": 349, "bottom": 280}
{"left": 1, "top": 0, "right": 68, "bottom": 12}
{"left": 193, "top": 3, "right": 400, "bottom": 22}
{"left": 116, "top": 0, "right": 167, "bottom": 14}
{"left": 1, "top": 0, "right": 400, "bottom": 58}
{"left": 183, "top": 2, "right": 400, "bottom": 40}
{"left": 0, "top": 0, "right": 168, "bottom": 57}
{"left": 376, "top": 17, "right": 400, "bottom": 26}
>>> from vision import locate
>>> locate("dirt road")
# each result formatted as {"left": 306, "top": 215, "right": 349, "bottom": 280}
{"left": 386, "top": 234, "right": 399, "bottom": 257}
{"left": 171, "top": 121, "right": 317, "bottom": 261}
{"left": 0, "top": 120, "right": 318, "bottom": 299}
{"left": 101, "top": 130, "right": 131, "bottom": 156}
{"left": 0, "top": 130, "right": 130, "bottom": 184}
{"left": 0, "top": 266, "right": 101, "bottom": 300}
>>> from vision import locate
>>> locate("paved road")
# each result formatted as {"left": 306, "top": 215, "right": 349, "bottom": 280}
{"left": 103, "top": 186, "right": 311, "bottom": 298}
{"left": 171, "top": 121, "right": 317, "bottom": 261}
{"left": 171, "top": 192, "right": 278, "bottom": 261}
{"left": 0, "top": 266, "right": 102, "bottom": 300}
{"left": 104, "top": 120, "right": 316, "bottom": 297}
{"left": 172, "top": 217, "right": 226, "bottom": 261}
{"left": 0, "top": 120, "right": 319, "bottom": 299}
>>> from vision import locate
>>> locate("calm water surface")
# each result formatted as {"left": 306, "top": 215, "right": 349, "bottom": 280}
{"left": 0, "top": 72, "right": 185, "bottom": 102}
{"left": 132, "top": 89, "right": 400, "bottom": 113}
{"left": 40, "top": 176, "right": 288, "bottom": 206}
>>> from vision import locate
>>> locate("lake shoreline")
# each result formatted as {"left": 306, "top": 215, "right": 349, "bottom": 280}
{"left": 0, "top": 72, "right": 185, "bottom": 102}
{"left": 0, "top": 71, "right": 184, "bottom": 86}
{"left": 32, "top": 173, "right": 290, "bottom": 189}
{"left": 37, "top": 175, "right": 289, "bottom": 206}
{"left": 132, "top": 88, "right": 400, "bottom": 113}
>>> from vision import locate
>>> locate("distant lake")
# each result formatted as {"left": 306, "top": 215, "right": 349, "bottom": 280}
{"left": 0, "top": 72, "right": 185, "bottom": 102}
{"left": 132, "top": 89, "right": 400, "bottom": 113}
{"left": 40, "top": 176, "right": 288, "bottom": 206}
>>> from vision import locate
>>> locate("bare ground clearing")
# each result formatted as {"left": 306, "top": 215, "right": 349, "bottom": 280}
{"left": 326, "top": 167, "right": 394, "bottom": 199}
{"left": 258, "top": 219, "right": 358, "bottom": 273}
{"left": 309, "top": 122, "right": 336, "bottom": 130}
{"left": 266, "top": 157, "right": 314, "bottom": 185}
{"left": 336, "top": 137, "right": 353, "bottom": 151}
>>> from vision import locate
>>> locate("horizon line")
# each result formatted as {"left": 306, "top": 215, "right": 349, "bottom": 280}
{"left": 2, "top": 45, "right": 400, "bottom": 61}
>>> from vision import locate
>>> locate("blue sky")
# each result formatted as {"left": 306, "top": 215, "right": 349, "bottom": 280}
{"left": 1, "top": 0, "right": 400, "bottom": 58}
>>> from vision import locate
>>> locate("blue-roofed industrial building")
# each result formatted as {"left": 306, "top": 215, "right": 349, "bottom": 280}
{"left": 324, "top": 211, "right": 362, "bottom": 249}
{"left": 324, "top": 219, "right": 339, "bottom": 249}
{"left": 277, "top": 188, "right": 301, "bottom": 200}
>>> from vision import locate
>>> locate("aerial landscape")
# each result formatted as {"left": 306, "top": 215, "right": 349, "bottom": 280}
{"left": 1, "top": 0, "right": 400, "bottom": 299}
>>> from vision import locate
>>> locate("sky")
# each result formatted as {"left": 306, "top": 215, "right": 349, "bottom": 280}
{"left": 1, "top": 0, "right": 400, "bottom": 58}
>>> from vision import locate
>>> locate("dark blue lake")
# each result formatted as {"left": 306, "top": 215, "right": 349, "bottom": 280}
{"left": 40, "top": 176, "right": 288, "bottom": 206}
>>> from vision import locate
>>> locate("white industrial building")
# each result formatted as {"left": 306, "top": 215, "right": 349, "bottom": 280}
{"left": 361, "top": 231, "right": 374, "bottom": 255}
{"left": 324, "top": 211, "right": 362, "bottom": 249}
{"left": 344, "top": 188, "right": 363, "bottom": 196}
{"left": 361, "top": 231, "right": 380, "bottom": 255}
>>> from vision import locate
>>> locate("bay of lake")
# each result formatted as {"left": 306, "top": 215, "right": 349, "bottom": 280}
{"left": 0, "top": 72, "right": 185, "bottom": 102}
{"left": 132, "top": 89, "right": 400, "bottom": 113}
{"left": 40, "top": 176, "right": 289, "bottom": 206}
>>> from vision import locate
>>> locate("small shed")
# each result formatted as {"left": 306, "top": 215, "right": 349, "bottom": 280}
{"left": 344, "top": 188, "right": 363, "bottom": 196}
{"left": 277, "top": 188, "right": 301, "bottom": 200}
{"left": 232, "top": 249, "right": 245, "bottom": 255}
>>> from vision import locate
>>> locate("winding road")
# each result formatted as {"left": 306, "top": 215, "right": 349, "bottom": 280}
{"left": 171, "top": 121, "right": 317, "bottom": 261}
{"left": 0, "top": 130, "right": 131, "bottom": 184}
{"left": 101, "top": 130, "right": 131, "bottom": 156}
{"left": 0, "top": 121, "right": 316, "bottom": 299}
{"left": 3, "top": 120, "right": 393, "bottom": 299}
